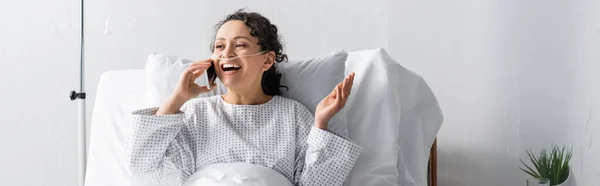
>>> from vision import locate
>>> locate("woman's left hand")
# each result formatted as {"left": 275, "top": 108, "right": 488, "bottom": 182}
{"left": 315, "top": 72, "right": 355, "bottom": 130}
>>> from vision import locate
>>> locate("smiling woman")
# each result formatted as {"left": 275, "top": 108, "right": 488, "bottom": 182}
{"left": 124, "top": 9, "right": 362, "bottom": 186}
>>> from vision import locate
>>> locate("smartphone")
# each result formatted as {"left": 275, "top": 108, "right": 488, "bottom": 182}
{"left": 204, "top": 60, "right": 217, "bottom": 88}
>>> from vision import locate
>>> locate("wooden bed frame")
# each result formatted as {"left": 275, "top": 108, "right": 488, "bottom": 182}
{"left": 428, "top": 139, "right": 438, "bottom": 186}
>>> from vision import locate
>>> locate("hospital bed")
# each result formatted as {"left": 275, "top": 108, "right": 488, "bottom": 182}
{"left": 84, "top": 48, "right": 443, "bottom": 186}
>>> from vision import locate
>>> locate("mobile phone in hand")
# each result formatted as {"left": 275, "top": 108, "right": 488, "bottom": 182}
{"left": 205, "top": 61, "right": 217, "bottom": 88}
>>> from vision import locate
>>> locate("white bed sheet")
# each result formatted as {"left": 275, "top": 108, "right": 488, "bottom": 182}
{"left": 342, "top": 48, "right": 443, "bottom": 186}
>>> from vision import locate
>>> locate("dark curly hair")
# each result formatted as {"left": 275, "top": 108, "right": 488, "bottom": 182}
{"left": 210, "top": 9, "right": 288, "bottom": 96}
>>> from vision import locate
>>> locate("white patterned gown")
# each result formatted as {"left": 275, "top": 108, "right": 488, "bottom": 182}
{"left": 124, "top": 95, "right": 362, "bottom": 186}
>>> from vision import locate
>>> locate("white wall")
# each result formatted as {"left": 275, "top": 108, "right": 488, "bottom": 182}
{"left": 388, "top": 0, "right": 600, "bottom": 185}
{"left": 572, "top": 0, "right": 600, "bottom": 184}
{"left": 2, "top": 0, "right": 598, "bottom": 186}
{"left": 0, "top": 0, "right": 80, "bottom": 186}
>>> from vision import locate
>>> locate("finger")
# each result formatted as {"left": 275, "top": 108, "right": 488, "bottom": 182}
{"left": 191, "top": 70, "right": 204, "bottom": 79}
{"left": 191, "top": 66, "right": 210, "bottom": 75}
{"left": 188, "top": 63, "right": 208, "bottom": 70}
{"left": 198, "top": 86, "right": 210, "bottom": 93}
{"left": 346, "top": 84, "right": 352, "bottom": 98}
{"left": 188, "top": 60, "right": 212, "bottom": 70}
{"left": 204, "top": 83, "right": 217, "bottom": 90}
{"left": 197, "top": 83, "right": 217, "bottom": 93}
{"left": 187, "top": 63, "right": 208, "bottom": 71}
{"left": 347, "top": 75, "right": 352, "bottom": 90}
{"left": 349, "top": 72, "right": 355, "bottom": 87}
{"left": 340, "top": 77, "right": 347, "bottom": 101}
{"left": 192, "top": 68, "right": 211, "bottom": 80}
{"left": 186, "top": 70, "right": 202, "bottom": 81}
{"left": 183, "top": 67, "right": 207, "bottom": 82}
{"left": 344, "top": 75, "right": 352, "bottom": 97}
{"left": 186, "top": 65, "right": 209, "bottom": 75}
{"left": 194, "top": 58, "right": 213, "bottom": 65}
{"left": 335, "top": 83, "right": 343, "bottom": 109}
{"left": 189, "top": 62, "right": 212, "bottom": 70}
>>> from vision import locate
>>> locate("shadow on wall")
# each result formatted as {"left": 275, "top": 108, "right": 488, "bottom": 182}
{"left": 437, "top": 143, "right": 529, "bottom": 186}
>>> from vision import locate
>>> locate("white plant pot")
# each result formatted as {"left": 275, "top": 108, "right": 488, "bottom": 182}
{"left": 554, "top": 169, "right": 574, "bottom": 186}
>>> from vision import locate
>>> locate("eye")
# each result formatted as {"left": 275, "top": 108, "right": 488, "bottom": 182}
{"left": 235, "top": 43, "right": 246, "bottom": 48}
{"left": 215, "top": 44, "right": 224, "bottom": 49}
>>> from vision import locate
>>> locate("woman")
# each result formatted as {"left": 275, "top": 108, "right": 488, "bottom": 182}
{"left": 125, "top": 9, "right": 361, "bottom": 186}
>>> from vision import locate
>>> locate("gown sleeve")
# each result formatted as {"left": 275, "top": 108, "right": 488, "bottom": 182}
{"left": 124, "top": 106, "right": 197, "bottom": 186}
{"left": 292, "top": 104, "right": 363, "bottom": 186}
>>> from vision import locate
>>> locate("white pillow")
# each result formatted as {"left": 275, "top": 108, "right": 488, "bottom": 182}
{"left": 278, "top": 50, "right": 349, "bottom": 137}
{"left": 144, "top": 50, "right": 349, "bottom": 137}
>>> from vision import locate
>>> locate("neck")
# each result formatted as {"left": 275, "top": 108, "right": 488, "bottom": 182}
{"left": 222, "top": 87, "right": 272, "bottom": 105}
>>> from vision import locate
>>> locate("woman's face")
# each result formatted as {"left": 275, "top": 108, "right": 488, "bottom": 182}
{"left": 213, "top": 20, "right": 274, "bottom": 91}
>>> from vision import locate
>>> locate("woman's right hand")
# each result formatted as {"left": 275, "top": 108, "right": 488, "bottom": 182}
{"left": 156, "top": 59, "right": 216, "bottom": 115}
{"left": 173, "top": 59, "right": 217, "bottom": 101}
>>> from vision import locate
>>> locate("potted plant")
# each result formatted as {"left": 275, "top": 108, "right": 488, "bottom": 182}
{"left": 519, "top": 144, "right": 573, "bottom": 186}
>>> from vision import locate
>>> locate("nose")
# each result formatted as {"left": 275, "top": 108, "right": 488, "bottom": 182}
{"left": 219, "top": 45, "right": 236, "bottom": 59}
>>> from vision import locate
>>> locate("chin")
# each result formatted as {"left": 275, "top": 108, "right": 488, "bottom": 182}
{"left": 219, "top": 78, "right": 241, "bottom": 89}
{"left": 219, "top": 78, "right": 234, "bottom": 87}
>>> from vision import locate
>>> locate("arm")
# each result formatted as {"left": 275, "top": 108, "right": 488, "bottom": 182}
{"left": 123, "top": 58, "right": 214, "bottom": 184}
{"left": 293, "top": 105, "right": 363, "bottom": 186}
{"left": 123, "top": 103, "right": 197, "bottom": 184}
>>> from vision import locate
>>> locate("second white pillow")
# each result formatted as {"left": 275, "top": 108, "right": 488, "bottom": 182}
{"left": 278, "top": 50, "right": 349, "bottom": 137}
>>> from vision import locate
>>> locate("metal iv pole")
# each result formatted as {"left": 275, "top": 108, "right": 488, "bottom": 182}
{"left": 69, "top": 0, "right": 86, "bottom": 185}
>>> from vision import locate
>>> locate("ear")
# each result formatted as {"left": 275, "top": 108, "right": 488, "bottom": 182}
{"left": 262, "top": 51, "right": 276, "bottom": 71}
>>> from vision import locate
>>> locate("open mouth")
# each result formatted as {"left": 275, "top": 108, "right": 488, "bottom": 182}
{"left": 221, "top": 64, "right": 242, "bottom": 72}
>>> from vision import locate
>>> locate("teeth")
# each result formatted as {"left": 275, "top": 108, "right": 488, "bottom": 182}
{"left": 222, "top": 64, "right": 241, "bottom": 68}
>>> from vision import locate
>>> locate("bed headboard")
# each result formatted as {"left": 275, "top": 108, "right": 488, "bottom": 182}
{"left": 428, "top": 139, "right": 438, "bottom": 186}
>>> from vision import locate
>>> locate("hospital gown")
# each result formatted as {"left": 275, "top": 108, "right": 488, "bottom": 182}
{"left": 124, "top": 95, "right": 362, "bottom": 186}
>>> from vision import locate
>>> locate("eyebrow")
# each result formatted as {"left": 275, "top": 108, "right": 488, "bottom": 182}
{"left": 215, "top": 36, "right": 252, "bottom": 41}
